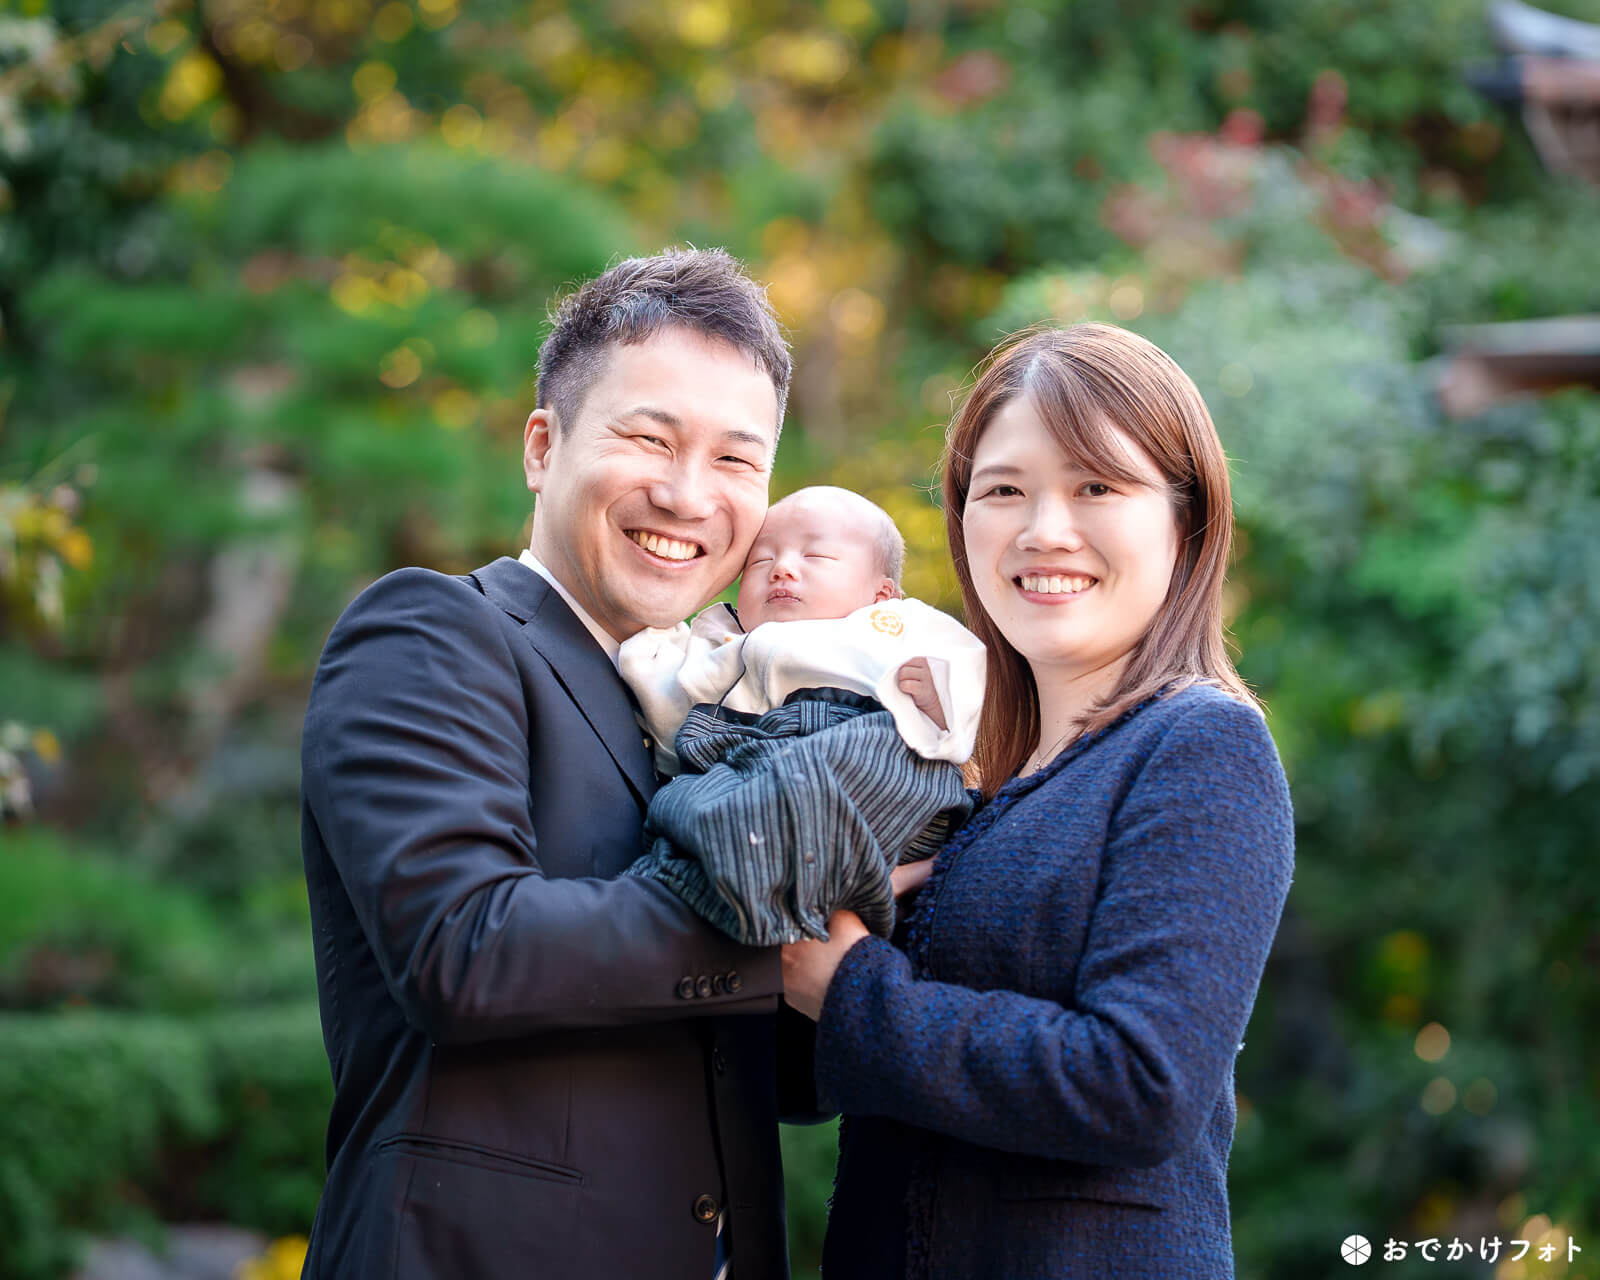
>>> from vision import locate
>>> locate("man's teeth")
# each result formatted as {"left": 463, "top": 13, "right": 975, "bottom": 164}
{"left": 629, "top": 531, "right": 699, "bottom": 561}
{"left": 1019, "top": 574, "right": 1094, "bottom": 595}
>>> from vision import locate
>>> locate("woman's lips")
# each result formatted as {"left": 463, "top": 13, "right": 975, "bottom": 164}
{"left": 1013, "top": 573, "right": 1097, "bottom": 602}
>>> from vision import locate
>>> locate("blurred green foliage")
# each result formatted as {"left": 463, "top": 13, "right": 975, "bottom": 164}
{"left": 2, "top": 0, "right": 1597, "bottom": 1277}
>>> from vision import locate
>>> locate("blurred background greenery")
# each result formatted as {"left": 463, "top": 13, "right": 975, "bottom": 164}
{"left": 2, "top": 0, "right": 1596, "bottom": 1277}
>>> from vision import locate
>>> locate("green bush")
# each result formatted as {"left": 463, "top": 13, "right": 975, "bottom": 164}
{"left": 782, "top": 1118, "right": 839, "bottom": 1277}
{"left": 0, "top": 1004, "right": 328, "bottom": 1280}
{"left": 0, "top": 830, "right": 314, "bottom": 1013}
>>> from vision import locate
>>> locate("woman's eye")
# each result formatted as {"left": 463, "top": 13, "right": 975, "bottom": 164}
{"left": 980, "top": 484, "right": 1022, "bottom": 499}
{"left": 1082, "top": 482, "right": 1113, "bottom": 497}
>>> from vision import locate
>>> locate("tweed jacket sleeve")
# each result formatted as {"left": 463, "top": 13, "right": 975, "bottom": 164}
{"left": 812, "top": 693, "right": 1293, "bottom": 1167}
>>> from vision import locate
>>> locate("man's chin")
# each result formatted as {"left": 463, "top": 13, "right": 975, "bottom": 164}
{"left": 623, "top": 577, "right": 732, "bottom": 630}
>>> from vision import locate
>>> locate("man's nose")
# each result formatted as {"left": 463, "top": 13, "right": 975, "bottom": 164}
{"left": 649, "top": 461, "right": 716, "bottom": 521}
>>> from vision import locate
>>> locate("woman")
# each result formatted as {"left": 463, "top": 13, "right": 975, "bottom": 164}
{"left": 782, "top": 323, "right": 1295, "bottom": 1279}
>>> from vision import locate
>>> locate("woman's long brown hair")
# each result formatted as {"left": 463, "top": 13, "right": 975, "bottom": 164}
{"left": 943, "top": 323, "right": 1260, "bottom": 798}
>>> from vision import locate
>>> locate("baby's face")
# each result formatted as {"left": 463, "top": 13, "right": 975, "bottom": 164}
{"left": 735, "top": 495, "right": 895, "bottom": 628}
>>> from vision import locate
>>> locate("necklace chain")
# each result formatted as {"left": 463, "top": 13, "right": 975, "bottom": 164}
{"left": 1024, "top": 726, "right": 1076, "bottom": 776}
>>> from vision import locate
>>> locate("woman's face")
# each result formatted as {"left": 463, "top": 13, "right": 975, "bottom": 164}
{"left": 962, "top": 395, "right": 1180, "bottom": 690}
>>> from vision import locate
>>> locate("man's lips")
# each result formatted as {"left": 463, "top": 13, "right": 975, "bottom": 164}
{"left": 625, "top": 529, "right": 705, "bottom": 563}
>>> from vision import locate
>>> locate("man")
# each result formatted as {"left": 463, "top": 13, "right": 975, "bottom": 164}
{"left": 299, "top": 248, "right": 796, "bottom": 1278}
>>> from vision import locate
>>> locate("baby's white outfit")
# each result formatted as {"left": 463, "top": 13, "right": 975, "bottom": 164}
{"left": 620, "top": 597, "right": 987, "bottom": 776}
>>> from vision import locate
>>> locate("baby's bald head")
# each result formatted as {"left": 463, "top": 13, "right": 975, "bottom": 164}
{"left": 735, "top": 486, "right": 905, "bottom": 627}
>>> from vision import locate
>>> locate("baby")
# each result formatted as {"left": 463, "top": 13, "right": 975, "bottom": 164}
{"left": 621, "top": 486, "right": 986, "bottom": 946}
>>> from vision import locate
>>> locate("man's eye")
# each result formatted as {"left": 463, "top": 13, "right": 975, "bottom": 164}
{"left": 721, "top": 455, "right": 760, "bottom": 467}
{"left": 638, "top": 435, "right": 669, "bottom": 449}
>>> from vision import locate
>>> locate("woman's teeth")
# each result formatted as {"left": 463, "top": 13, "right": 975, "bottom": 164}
{"left": 629, "top": 531, "right": 699, "bottom": 561}
{"left": 1019, "top": 575, "right": 1094, "bottom": 595}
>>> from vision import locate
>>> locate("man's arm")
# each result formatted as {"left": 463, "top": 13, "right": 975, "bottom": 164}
{"left": 302, "top": 568, "right": 780, "bottom": 1045}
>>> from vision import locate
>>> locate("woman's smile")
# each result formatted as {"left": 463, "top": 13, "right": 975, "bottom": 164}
{"left": 1014, "top": 572, "right": 1097, "bottom": 599}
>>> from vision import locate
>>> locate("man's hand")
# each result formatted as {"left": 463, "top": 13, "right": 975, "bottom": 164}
{"left": 781, "top": 910, "right": 869, "bottom": 1021}
{"left": 896, "top": 657, "right": 947, "bottom": 731}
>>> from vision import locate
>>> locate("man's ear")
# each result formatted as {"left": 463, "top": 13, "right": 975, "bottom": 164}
{"left": 524, "top": 407, "right": 556, "bottom": 494}
{"left": 874, "top": 578, "right": 901, "bottom": 603}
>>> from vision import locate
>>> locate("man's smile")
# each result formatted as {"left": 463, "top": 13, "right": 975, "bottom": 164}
{"left": 626, "top": 529, "right": 706, "bottom": 562}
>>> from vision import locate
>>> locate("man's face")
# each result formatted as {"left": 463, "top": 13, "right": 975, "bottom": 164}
{"left": 525, "top": 326, "right": 779, "bottom": 642}
{"left": 735, "top": 492, "right": 897, "bottom": 628}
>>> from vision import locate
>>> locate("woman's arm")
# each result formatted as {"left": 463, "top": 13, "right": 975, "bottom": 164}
{"left": 804, "top": 696, "right": 1294, "bottom": 1167}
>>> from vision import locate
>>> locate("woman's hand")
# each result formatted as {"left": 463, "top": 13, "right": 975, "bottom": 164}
{"left": 891, "top": 857, "right": 934, "bottom": 903}
{"left": 781, "top": 910, "right": 869, "bottom": 1021}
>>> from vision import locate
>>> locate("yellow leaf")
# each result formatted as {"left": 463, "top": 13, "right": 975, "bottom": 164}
{"left": 31, "top": 729, "right": 60, "bottom": 765}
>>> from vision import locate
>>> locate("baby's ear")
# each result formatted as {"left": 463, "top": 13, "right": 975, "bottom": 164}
{"left": 874, "top": 578, "right": 901, "bottom": 603}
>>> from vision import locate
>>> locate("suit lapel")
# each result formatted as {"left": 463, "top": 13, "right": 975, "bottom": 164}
{"left": 470, "top": 557, "right": 657, "bottom": 810}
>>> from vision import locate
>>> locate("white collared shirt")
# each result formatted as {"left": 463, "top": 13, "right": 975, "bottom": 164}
{"left": 517, "top": 548, "right": 622, "bottom": 670}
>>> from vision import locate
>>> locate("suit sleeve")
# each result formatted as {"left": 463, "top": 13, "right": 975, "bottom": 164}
{"left": 301, "top": 569, "right": 781, "bottom": 1045}
{"left": 811, "top": 697, "right": 1294, "bottom": 1166}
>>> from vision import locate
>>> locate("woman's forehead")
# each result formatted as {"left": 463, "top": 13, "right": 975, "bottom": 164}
{"left": 973, "top": 397, "right": 1157, "bottom": 480}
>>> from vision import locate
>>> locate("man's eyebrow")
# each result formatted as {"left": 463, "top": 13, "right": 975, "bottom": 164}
{"left": 620, "top": 406, "right": 682, "bottom": 428}
{"left": 620, "top": 408, "right": 770, "bottom": 453}
{"left": 720, "top": 429, "right": 772, "bottom": 451}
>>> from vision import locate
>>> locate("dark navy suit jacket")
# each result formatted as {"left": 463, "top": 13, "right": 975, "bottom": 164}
{"left": 299, "top": 556, "right": 790, "bottom": 1278}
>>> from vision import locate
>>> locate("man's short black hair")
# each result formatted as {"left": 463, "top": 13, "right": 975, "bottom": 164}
{"left": 536, "top": 247, "right": 792, "bottom": 437}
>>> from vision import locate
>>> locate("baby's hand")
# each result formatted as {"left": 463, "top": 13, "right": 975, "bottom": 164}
{"left": 896, "top": 657, "right": 946, "bottom": 731}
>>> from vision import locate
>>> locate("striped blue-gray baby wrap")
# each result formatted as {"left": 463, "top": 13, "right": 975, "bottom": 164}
{"left": 629, "top": 688, "right": 973, "bottom": 946}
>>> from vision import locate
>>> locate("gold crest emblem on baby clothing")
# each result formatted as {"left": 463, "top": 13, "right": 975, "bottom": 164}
{"left": 869, "top": 607, "right": 904, "bottom": 637}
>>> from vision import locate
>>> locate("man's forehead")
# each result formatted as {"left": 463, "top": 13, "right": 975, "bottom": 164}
{"left": 587, "top": 330, "right": 780, "bottom": 439}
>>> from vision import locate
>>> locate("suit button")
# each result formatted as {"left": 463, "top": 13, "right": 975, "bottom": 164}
{"left": 712, "top": 1048, "right": 727, "bottom": 1075}
{"left": 676, "top": 977, "right": 696, "bottom": 1000}
{"left": 726, "top": 971, "right": 742, "bottom": 994}
{"left": 642, "top": 735, "right": 652, "bottom": 749}
{"left": 695, "top": 975, "right": 713, "bottom": 999}
{"left": 711, "top": 974, "right": 726, "bottom": 995}
{"left": 692, "top": 1193, "right": 719, "bottom": 1224}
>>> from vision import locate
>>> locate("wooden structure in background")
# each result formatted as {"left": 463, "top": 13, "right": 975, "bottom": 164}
{"left": 1436, "top": 315, "right": 1600, "bottom": 417}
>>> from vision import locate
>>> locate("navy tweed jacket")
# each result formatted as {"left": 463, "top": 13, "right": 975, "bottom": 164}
{"left": 813, "top": 683, "right": 1295, "bottom": 1280}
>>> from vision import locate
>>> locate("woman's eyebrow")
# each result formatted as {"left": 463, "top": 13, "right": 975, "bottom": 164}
{"left": 970, "top": 463, "right": 1024, "bottom": 484}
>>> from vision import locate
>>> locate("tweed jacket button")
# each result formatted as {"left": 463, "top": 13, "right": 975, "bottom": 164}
{"left": 695, "top": 975, "right": 713, "bottom": 999}
{"left": 711, "top": 974, "right": 727, "bottom": 994}
{"left": 726, "top": 971, "right": 742, "bottom": 993}
{"left": 676, "top": 976, "right": 696, "bottom": 1000}
{"left": 692, "top": 1193, "right": 719, "bottom": 1223}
